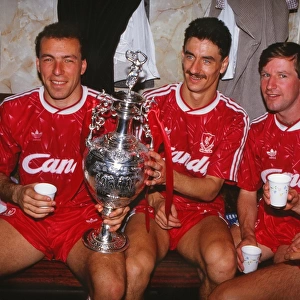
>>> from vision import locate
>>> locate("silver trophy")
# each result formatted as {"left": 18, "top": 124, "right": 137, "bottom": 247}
{"left": 82, "top": 50, "right": 153, "bottom": 253}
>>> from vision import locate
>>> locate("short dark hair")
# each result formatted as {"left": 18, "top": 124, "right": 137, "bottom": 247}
{"left": 183, "top": 17, "right": 232, "bottom": 60}
{"left": 35, "top": 22, "right": 86, "bottom": 60}
{"left": 259, "top": 42, "right": 300, "bottom": 78}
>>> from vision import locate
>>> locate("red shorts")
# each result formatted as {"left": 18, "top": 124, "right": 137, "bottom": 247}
{"left": 255, "top": 200, "right": 300, "bottom": 253}
{"left": 134, "top": 194, "right": 225, "bottom": 250}
{"left": 0, "top": 184, "right": 102, "bottom": 262}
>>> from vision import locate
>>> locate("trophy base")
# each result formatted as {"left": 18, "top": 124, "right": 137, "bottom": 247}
{"left": 82, "top": 228, "right": 129, "bottom": 253}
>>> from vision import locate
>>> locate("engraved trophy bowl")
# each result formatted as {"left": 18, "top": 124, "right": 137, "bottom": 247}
{"left": 82, "top": 51, "right": 152, "bottom": 253}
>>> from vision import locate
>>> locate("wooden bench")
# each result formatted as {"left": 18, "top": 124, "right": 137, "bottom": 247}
{"left": 0, "top": 251, "right": 200, "bottom": 295}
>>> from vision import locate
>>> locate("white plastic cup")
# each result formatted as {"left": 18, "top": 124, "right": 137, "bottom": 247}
{"left": 242, "top": 245, "right": 262, "bottom": 273}
{"left": 268, "top": 173, "right": 291, "bottom": 208}
{"left": 34, "top": 183, "right": 57, "bottom": 200}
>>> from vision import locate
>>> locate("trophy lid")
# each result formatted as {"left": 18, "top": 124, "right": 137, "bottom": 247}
{"left": 113, "top": 90, "right": 144, "bottom": 104}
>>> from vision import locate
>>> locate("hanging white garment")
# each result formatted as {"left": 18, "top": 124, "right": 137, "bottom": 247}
{"left": 217, "top": 0, "right": 239, "bottom": 80}
{"left": 209, "top": 0, "right": 289, "bottom": 120}
{"left": 114, "top": 0, "right": 160, "bottom": 83}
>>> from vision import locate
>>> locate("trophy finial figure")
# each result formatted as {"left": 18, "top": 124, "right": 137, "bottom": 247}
{"left": 125, "top": 50, "right": 148, "bottom": 91}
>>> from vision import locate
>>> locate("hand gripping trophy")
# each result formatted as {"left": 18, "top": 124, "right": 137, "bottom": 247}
{"left": 82, "top": 50, "right": 154, "bottom": 253}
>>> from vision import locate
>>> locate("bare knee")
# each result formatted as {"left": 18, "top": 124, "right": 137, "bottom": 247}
{"left": 90, "top": 275, "right": 125, "bottom": 300}
{"left": 203, "top": 239, "right": 237, "bottom": 284}
{"left": 125, "top": 219, "right": 167, "bottom": 287}
{"left": 126, "top": 251, "right": 156, "bottom": 286}
{"left": 87, "top": 260, "right": 126, "bottom": 300}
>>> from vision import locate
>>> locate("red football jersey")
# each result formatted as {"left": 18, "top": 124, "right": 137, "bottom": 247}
{"left": 143, "top": 82, "right": 249, "bottom": 184}
{"left": 238, "top": 113, "right": 300, "bottom": 252}
{"left": 238, "top": 112, "right": 300, "bottom": 192}
{"left": 0, "top": 86, "right": 117, "bottom": 207}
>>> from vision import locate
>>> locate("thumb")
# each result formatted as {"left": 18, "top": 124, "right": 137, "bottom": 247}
{"left": 170, "top": 204, "right": 178, "bottom": 218}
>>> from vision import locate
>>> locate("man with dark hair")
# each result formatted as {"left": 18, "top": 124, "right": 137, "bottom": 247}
{"left": 124, "top": 17, "right": 249, "bottom": 299}
{"left": 209, "top": 42, "right": 300, "bottom": 299}
{"left": 0, "top": 22, "right": 129, "bottom": 300}
{"left": 35, "top": 21, "right": 87, "bottom": 59}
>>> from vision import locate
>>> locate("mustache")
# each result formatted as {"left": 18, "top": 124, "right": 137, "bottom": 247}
{"left": 186, "top": 70, "right": 207, "bottom": 79}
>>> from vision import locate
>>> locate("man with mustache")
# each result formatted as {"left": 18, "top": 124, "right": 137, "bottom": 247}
{"left": 124, "top": 17, "right": 249, "bottom": 299}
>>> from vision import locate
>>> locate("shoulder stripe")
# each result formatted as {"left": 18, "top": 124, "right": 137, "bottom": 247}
{"left": 250, "top": 112, "right": 268, "bottom": 125}
{"left": 142, "top": 83, "right": 178, "bottom": 99}
{"left": 219, "top": 93, "right": 248, "bottom": 116}
{"left": 218, "top": 93, "right": 250, "bottom": 181}
{"left": 86, "top": 86, "right": 102, "bottom": 98}
{"left": 1, "top": 87, "right": 40, "bottom": 105}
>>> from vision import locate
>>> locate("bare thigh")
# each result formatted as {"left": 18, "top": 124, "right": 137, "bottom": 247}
{"left": 0, "top": 219, "right": 44, "bottom": 276}
{"left": 209, "top": 262, "right": 300, "bottom": 300}
{"left": 125, "top": 213, "right": 170, "bottom": 263}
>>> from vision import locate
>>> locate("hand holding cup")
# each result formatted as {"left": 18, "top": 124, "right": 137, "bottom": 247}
{"left": 268, "top": 173, "right": 291, "bottom": 209}
{"left": 34, "top": 183, "right": 57, "bottom": 208}
{"left": 241, "top": 245, "right": 262, "bottom": 273}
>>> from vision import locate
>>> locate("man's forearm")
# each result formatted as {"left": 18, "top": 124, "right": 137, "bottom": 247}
{"left": 173, "top": 171, "right": 224, "bottom": 201}
{"left": 147, "top": 190, "right": 165, "bottom": 208}
{"left": 0, "top": 173, "right": 20, "bottom": 204}
{"left": 237, "top": 189, "right": 258, "bottom": 240}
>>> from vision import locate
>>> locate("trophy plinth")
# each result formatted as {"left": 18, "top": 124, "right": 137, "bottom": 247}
{"left": 82, "top": 51, "right": 153, "bottom": 253}
{"left": 83, "top": 229, "right": 129, "bottom": 253}
{"left": 83, "top": 205, "right": 130, "bottom": 253}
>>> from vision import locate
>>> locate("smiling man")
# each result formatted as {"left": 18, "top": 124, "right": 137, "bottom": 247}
{"left": 124, "top": 17, "right": 249, "bottom": 300}
{"left": 209, "top": 41, "right": 300, "bottom": 300}
{"left": 0, "top": 22, "right": 129, "bottom": 300}
{"left": 36, "top": 36, "right": 87, "bottom": 107}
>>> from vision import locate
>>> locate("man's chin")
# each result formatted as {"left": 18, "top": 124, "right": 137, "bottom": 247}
{"left": 44, "top": 93, "right": 69, "bottom": 104}
{"left": 185, "top": 81, "right": 203, "bottom": 92}
{"left": 49, "top": 95, "right": 67, "bottom": 101}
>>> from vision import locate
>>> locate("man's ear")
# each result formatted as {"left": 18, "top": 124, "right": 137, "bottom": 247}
{"left": 36, "top": 58, "right": 40, "bottom": 73}
{"left": 220, "top": 56, "right": 229, "bottom": 75}
{"left": 181, "top": 47, "right": 185, "bottom": 62}
{"left": 81, "top": 59, "right": 87, "bottom": 75}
